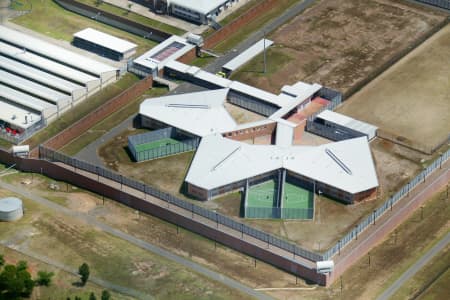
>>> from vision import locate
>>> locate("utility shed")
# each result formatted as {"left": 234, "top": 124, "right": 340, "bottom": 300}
{"left": 222, "top": 39, "right": 274, "bottom": 75}
{"left": 73, "top": 28, "right": 137, "bottom": 61}
{"left": 316, "top": 110, "right": 378, "bottom": 141}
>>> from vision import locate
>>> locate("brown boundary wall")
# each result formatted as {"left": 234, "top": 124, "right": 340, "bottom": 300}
{"left": 29, "top": 76, "right": 153, "bottom": 157}
{"left": 204, "top": 0, "right": 279, "bottom": 49}
{"left": 0, "top": 149, "right": 328, "bottom": 286}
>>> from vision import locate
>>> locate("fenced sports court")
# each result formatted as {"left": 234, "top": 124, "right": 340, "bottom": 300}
{"left": 282, "top": 181, "right": 314, "bottom": 219}
{"left": 244, "top": 173, "right": 314, "bottom": 220}
{"left": 128, "top": 127, "right": 200, "bottom": 162}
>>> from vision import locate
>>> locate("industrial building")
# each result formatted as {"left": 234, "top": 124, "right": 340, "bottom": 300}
{"left": 129, "top": 35, "right": 194, "bottom": 77}
{"left": 186, "top": 135, "right": 378, "bottom": 203}
{"left": 0, "top": 25, "right": 118, "bottom": 143}
{"left": 146, "top": 0, "right": 236, "bottom": 24}
{"left": 73, "top": 28, "right": 137, "bottom": 61}
{"left": 0, "top": 197, "right": 23, "bottom": 221}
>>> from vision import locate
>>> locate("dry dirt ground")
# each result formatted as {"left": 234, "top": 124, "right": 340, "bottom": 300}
{"left": 337, "top": 24, "right": 450, "bottom": 150}
{"left": 232, "top": 0, "right": 447, "bottom": 95}
{"left": 224, "top": 102, "right": 266, "bottom": 124}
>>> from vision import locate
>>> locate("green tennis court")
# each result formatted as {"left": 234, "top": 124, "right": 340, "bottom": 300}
{"left": 247, "top": 180, "right": 277, "bottom": 208}
{"left": 134, "top": 138, "right": 180, "bottom": 152}
{"left": 283, "top": 182, "right": 313, "bottom": 210}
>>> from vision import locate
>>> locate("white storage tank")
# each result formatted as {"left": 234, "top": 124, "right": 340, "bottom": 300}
{"left": 316, "top": 260, "right": 334, "bottom": 274}
{"left": 0, "top": 197, "right": 23, "bottom": 221}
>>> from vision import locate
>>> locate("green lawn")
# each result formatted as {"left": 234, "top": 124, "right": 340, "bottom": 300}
{"left": 247, "top": 180, "right": 277, "bottom": 208}
{"left": 283, "top": 181, "right": 313, "bottom": 210}
{"left": 12, "top": 0, "right": 157, "bottom": 55}
{"left": 77, "top": 0, "right": 185, "bottom": 36}
{"left": 135, "top": 137, "right": 179, "bottom": 152}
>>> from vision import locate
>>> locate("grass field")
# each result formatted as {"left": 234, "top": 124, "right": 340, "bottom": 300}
{"left": 232, "top": 0, "right": 447, "bottom": 94}
{"left": 247, "top": 180, "right": 277, "bottom": 208}
{"left": 283, "top": 181, "right": 313, "bottom": 210}
{"left": 134, "top": 138, "right": 179, "bottom": 152}
{"left": 11, "top": 0, "right": 157, "bottom": 55}
{"left": 337, "top": 24, "right": 450, "bottom": 150}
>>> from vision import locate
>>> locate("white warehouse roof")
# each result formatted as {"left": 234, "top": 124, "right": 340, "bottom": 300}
{"left": 186, "top": 135, "right": 378, "bottom": 194}
{"left": 0, "top": 25, "right": 117, "bottom": 76}
{"left": 168, "top": 0, "right": 229, "bottom": 15}
{"left": 0, "top": 100, "right": 41, "bottom": 129}
{"left": 0, "top": 41, "right": 99, "bottom": 88}
{"left": 74, "top": 28, "right": 137, "bottom": 54}
{"left": 140, "top": 89, "right": 237, "bottom": 137}
{"left": 0, "top": 55, "right": 85, "bottom": 95}
{"left": 317, "top": 110, "right": 378, "bottom": 140}
{"left": 223, "top": 39, "right": 274, "bottom": 72}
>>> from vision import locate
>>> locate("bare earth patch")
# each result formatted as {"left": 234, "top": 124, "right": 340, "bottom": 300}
{"left": 232, "top": 0, "right": 446, "bottom": 95}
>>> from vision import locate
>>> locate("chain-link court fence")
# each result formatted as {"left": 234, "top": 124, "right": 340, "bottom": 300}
{"left": 128, "top": 127, "right": 200, "bottom": 162}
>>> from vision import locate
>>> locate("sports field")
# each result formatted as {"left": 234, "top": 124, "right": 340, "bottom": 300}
{"left": 247, "top": 180, "right": 277, "bottom": 208}
{"left": 283, "top": 182, "right": 313, "bottom": 210}
{"left": 134, "top": 138, "right": 180, "bottom": 152}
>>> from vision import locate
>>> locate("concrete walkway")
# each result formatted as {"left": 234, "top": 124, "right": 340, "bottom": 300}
{"left": 376, "top": 232, "right": 450, "bottom": 300}
{"left": 0, "top": 180, "right": 273, "bottom": 300}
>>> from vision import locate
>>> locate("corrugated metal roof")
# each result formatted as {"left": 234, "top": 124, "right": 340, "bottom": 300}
{"left": 74, "top": 28, "right": 137, "bottom": 54}
{"left": 0, "top": 25, "right": 116, "bottom": 76}
{"left": 0, "top": 55, "right": 85, "bottom": 94}
{"left": 140, "top": 89, "right": 236, "bottom": 137}
{"left": 0, "top": 41, "right": 99, "bottom": 86}
{"left": 223, "top": 39, "right": 274, "bottom": 72}
{"left": 186, "top": 135, "right": 378, "bottom": 194}
{"left": 0, "top": 70, "right": 71, "bottom": 107}
{"left": 0, "top": 84, "right": 57, "bottom": 117}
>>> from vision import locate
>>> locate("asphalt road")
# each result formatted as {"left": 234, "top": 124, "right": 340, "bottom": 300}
{"left": 376, "top": 232, "right": 450, "bottom": 300}
{"left": 0, "top": 180, "right": 273, "bottom": 300}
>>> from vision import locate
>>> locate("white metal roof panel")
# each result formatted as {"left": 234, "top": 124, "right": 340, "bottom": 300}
{"left": 275, "top": 121, "right": 294, "bottom": 147}
{"left": 0, "top": 55, "right": 85, "bottom": 95}
{"left": 0, "top": 100, "right": 41, "bottom": 129}
{"left": 318, "top": 110, "right": 378, "bottom": 140}
{"left": 133, "top": 35, "right": 194, "bottom": 70}
{"left": 168, "top": 0, "right": 228, "bottom": 15}
{"left": 0, "top": 84, "right": 57, "bottom": 117}
{"left": 74, "top": 28, "right": 137, "bottom": 54}
{"left": 0, "top": 25, "right": 116, "bottom": 76}
{"left": 164, "top": 60, "right": 191, "bottom": 73}
{"left": 223, "top": 39, "right": 274, "bottom": 72}
{"left": 229, "top": 81, "right": 284, "bottom": 107}
{"left": 0, "top": 70, "right": 70, "bottom": 106}
{"left": 186, "top": 135, "right": 378, "bottom": 193}
{"left": 140, "top": 88, "right": 237, "bottom": 137}
{"left": 0, "top": 41, "right": 99, "bottom": 86}
{"left": 194, "top": 70, "right": 232, "bottom": 88}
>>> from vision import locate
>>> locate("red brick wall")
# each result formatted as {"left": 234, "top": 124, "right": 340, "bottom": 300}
{"left": 223, "top": 122, "right": 277, "bottom": 142}
{"left": 204, "top": 0, "right": 278, "bottom": 49}
{"left": 177, "top": 48, "right": 197, "bottom": 64}
{"left": 41, "top": 76, "right": 153, "bottom": 152}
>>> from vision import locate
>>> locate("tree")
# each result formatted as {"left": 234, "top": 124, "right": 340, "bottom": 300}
{"left": 0, "top": 255, "right": 4, "bottom": 267}
{"left": 0, "top": 262, "right": 35, "bottom": 299}
{"left": 101, "top": 290, "right": 111, "bottom": 300}
{"left": 36, "top": 270, "right": 54, "bottom": 286}
{"left": 78, "top": 263, "right": 90, "bottom": 286}
{"left": 89, "top": 292, "right": 97, "bottom": 300}
{"left": 75, "top": 297, "right": 82, "bottom": 300}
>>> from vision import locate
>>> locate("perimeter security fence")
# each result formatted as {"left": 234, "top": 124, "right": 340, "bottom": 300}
{"left": 128, "top": 127, "right": 200, "bottom": 162}
{"left": 54, "top": 0, "right": 171, "bottom": 43}
{"left": 322, "top": 147, "right": 450, "bottom": 260}
{"left": 38, "top": 145, "right": 324, "bottom": 262}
